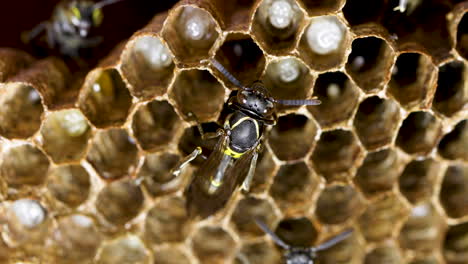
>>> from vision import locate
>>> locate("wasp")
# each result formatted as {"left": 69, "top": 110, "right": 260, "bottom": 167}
{"left": 22, "top": 0, "right": 124, "bottom": 59}
{"left": 255, "top": 218, "right": 353, "bottom": 264}
{"left": 171, "top": 59, "right": 321, "bottom": 218}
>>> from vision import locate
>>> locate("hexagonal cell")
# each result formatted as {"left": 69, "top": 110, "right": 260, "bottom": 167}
{"left": 353, "top": 96, "right": 401, "bottom": 150}
{"left": 213, "top": 34, "right": 266, "bottom": 87}
{"left": 39, "top": 109, "right": 91, "bottom": 163}
{"left": 310, "top": 130, "right": 363, "bottom": 181}
{"left": 268, "top": 114, "right": 318, "bottom": 161}
{"left": 456, "top": 12, "right": 468, "bottom": 60}
{"left": 443, "top": 221, "right": 468, "bottom": 264}
{"left": 307, "top": 72, "right": 359, "bottom": 128}
{"left": 96, "top": 235, "right": 150, "bottom": 264}
{"left": 138, "top": 152, "right": 184, "bottom": 197}
{"left": 177, "top": 122, "right": 220, "bottom": 166}
{"left": 346, "top": 37, "right": 394, "bottom": 93}
{"left": 399, "top": 159, "right": 440, "bottom": 204}
{"left": 298, "top": 15, "right": 350, "bottom": 71}
{"left": 144, "top": 196, "right": 191, "bottom": 245}
{"left": 46, "top": 165, "right": 91, "bottom": 208}
{"left": 358, "top": 194, "right": 409, "bottom": 241}
{"left": 0, "top": 83, "right": 43, "bottom": 139}
{"left": 263, "top": 57, "right": 315, "bottom": 112}
{"left": 396, "top": 112, "right": 442, "bottom": 155}
{"left": 131, "top": 100, "right": 182, "bottom": 151}
{"left": 170, "top": 69, "right": 225, "bottom": 122}
{"left": 252, "top": 0, "right": 305, "bottom": 55}
{"left": 316, "top": 230, "right": 360, "bottom": 264}
{"left": 316, "top": 184, "right": 363, "bottom": 225}
{"left": 0, "top": 144, "right": 49, "bottom": 188}
{"left": 162, "top": 5, "right": 219, "bottom": 66}
{"left": 191, "top": 226, "right": 237, "bottom": 264}
{"left": 388, "top": 53, "right": 437, "bottom": 109}
{"left": 432, "top": 61, "right": 467, "bottom": 117}
{"left": 236, "top": 240, "right": 282, "bottom": 264}
{"left": 364, "top": 245, "right": 402, "bottom": 264}
{"left": 87, "top": 128, "right": 138, "bottom": 180}
{"left": 355, "top": 149, "right": 400, "bottom": 196}
{"left": 121, "top": 36, "right": 175, "bottom": 99}
{"left": 78, "top": 68, "right": 133, "bottom": 128}
{"left": 249, "top": 150, "right": 277, "bottom": 194}
{"left": 50, "top": 214, "right": 102, "bottom": 263}
{"left": 275, "top": 217, "right": 318, "bottom": 247}
{"left": 440, "top": 165, "right": 468, "bottom": 219}
{"left": 269, "top": 162, "right": 319, "bottom": 215}
{"left": 95, "top": 180, "right": 144, "bottom": 226}
{"left": 399, "top": 203, "right": 443, "bottom": 251}
{"left": 438, "top": 120, "right": 467, "bottom": 161}
{"left": 230, "top": 197, "right": 278, "bottom": 238}
{"left": 153, "top": 247, "right": 191, "bottom": 264}
{"left": 298, "top": 0, "right": 344, "bottom": 16}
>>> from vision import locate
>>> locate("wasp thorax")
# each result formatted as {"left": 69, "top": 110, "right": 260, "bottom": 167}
{"left": 134, "top": 36, "right": 173, "bottom": 69}
{"left": 268, "top": 0, "right": 294, "bottom": 29}
{"left": 306, "top": 16, "right": 345, "bottom": 55}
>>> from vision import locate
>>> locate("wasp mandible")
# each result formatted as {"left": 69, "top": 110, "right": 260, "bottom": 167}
{"left": 22, "top": 0, "right": 124, "bottom": 58}
{"left": 255, "top": 218, "right": 353, "bottom": 264}
{"left": 171, "top": 59, "right": 321, "bottom": 218}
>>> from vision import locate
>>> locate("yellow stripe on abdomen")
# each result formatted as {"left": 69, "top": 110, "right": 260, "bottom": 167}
{"left": 224, "top": 147, "right": 244, "bottom": 158}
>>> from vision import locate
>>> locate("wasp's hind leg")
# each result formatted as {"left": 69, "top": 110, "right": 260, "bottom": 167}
{"left": 22, "top": 22, "right": 50, "bottom": 44}
{"left": 170, "top": 147, "right": 203, "bottom": 177}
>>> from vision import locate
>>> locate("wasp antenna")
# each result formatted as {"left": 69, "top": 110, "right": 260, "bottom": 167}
{"left": 210, "top": 58, "right": 247, "bottom": 89}
{"left": 254, "top": 218, "right": 291, "bottom": 250}
{"left": 94, "top": 0, "right": 125, "bottom": 9}
{"left": 276, "top": 99, "right": 321, "bottom": 106}
{"left": 312, "top": 229, "right": 353, "bottom": 252}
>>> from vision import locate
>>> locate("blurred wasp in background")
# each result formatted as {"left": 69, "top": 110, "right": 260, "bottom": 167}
{"left": 22, "top": 0, "right": 124, "bottom": 60}
{"left": 171, "top": 59, "right": 321, "bottom": 219}
{"left": 255, "top": 218, "right": 353, "bottom": 264}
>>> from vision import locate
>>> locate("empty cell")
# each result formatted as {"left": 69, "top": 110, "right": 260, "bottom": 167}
{"left": 0, "top": 144, "right": 49, "bottom": 187}
{"left": 131, "top": 100, "right": 181, "bottom": 151}
{"left": 298, "top": 0, "right": 345, "bottom": 16}
{"left": 342, "top": 0, "right": 385, "bottom": 25}
{"left": 95, "top": 180, "right": 144, "bottom": 226}
{"left": 191, "top": 226, "right": 237, "bottom": 264}
{"left": 346, "top": 37, "right": 394, "bottom": 92}
{"left": 316, "top": 230, "right": 360, "bottom": 264}
{"left": 47, "top": 165, "right": 91, "bottom": 208}
{"left": 78, "top": 69, "right": 133, "bottom": 128}
{"left": 399, "top": 159, "right": 440, "bottom": 204}
{"left": 87, "top": 129, "right": 138, "bottom": 180}
{"left": 316, "top": 185, "right": 363, "bottom": 225}
{"left": 50, "top": 214, "right": 102, "bottom": 263}
{"left": 440, "top": 165, "right": 468, "bottom": 218}
{"left": 307, "top": 72, "right": 359, "bottom": 128}
{"left": 237, "top": 240, "right": 282, "bottom": 264}
{"left": 170, "top": 69, "right": 225, "bottom": 122}
{"left": 275, "top": 217, "right": 317, "bottom": 247}
{"left": 358, "top": 194, "right": 409, "bottom": 241}
{"left": 39, "top": 109, "right": 91, "bottom": 163}
{"left": 153, "top": 247, "right": 191, "bottom": 264}
{"left": 388, "top": 53, "right": 437, "bottom": 108}
{"left": 396, "top": 112, "right": 442, "bottom": 155}
{"left": 355, "top": 149, "right": 400, "bottom": 196}
{"left": 96, "top": 235, "right": 150, "bottom": 264}
{"left": 298, "top": 15, "right": 350, "bottom": 71}
{"left": 433, "top": 61, "right": 467, "bottom": 117}
{"left": 252, "top": 0, "right": 305, "bottom": 54}
{"left": 364, "top": 245, "right": 402, "bottom": 264}
{"left": 0, "top": 83, "right": 43, "bottom": 139}
{"left": 121, "top": 36, "right": 175, "bottom": 99}
{"left": 268, "top": 114, "right": 318, "bottom": 161}
{"left": 138, "top": 152, "right": 183, "bottom": 197}
{"left": 443, "top": 221, "right": 468, "bottom": 264}
{"left": 269, "top": 162, "right": 318, "bottom": 215}
{"left": 177, "top": 122, "right": 220, "bottom": 166}
{"left": 145, "top": 196, "right": 191, "bottom": 244}
{"left": 353, "top": 96, "right": 400, "bottom": 150}
{"left": 399, "top": 203, "right": 443, "bottom": 251}
{"left": 162, "top": 6, "right": 219, "bottom": 65}
{"left": 438, "top": 120, "right": 467, "bottom": 161}
{"left": 230, "top": 197, "right": 278, "bottom": 238}
{"left": 310, "top": 130, "right": 362, "bottom": 181}
{"left": 456, "top": 13, "right": 468, "bottom": 60}
{"left": 214, "top": 34, "right": 266, "bottom": 87}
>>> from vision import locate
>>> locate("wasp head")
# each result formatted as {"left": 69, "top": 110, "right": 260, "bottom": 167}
{"left": 285, "top": 249, "right": 315, "bottom": 264}
{"left": 65, "top": 1, "right": 103, "bottom": 37}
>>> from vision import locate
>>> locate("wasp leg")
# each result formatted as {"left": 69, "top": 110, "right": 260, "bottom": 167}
{"left": 241, "top": 150, "right": 259, "bottom": 192}
{"left": 81, "top": 36, "right": 103, "bottom": 48}
{"left": 170, "top": 147, "right": 203, "bottom": 177}
{"left": 22, "top": 22, "right": 50, "bottom": 44}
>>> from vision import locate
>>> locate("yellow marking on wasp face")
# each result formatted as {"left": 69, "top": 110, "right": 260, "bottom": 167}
{"left": 71, "top": 7, "right": 81, "bottom": 19}
{"left": 93, "top": 8, "right": 103, "bottom": 26}
{"left": 224, "top": 147, "right": 243, "bottom": 158}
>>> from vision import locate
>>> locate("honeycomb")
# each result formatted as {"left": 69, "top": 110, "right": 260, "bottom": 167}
{"left": 0, "top": 0, "right": 467, "bottom": 263}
